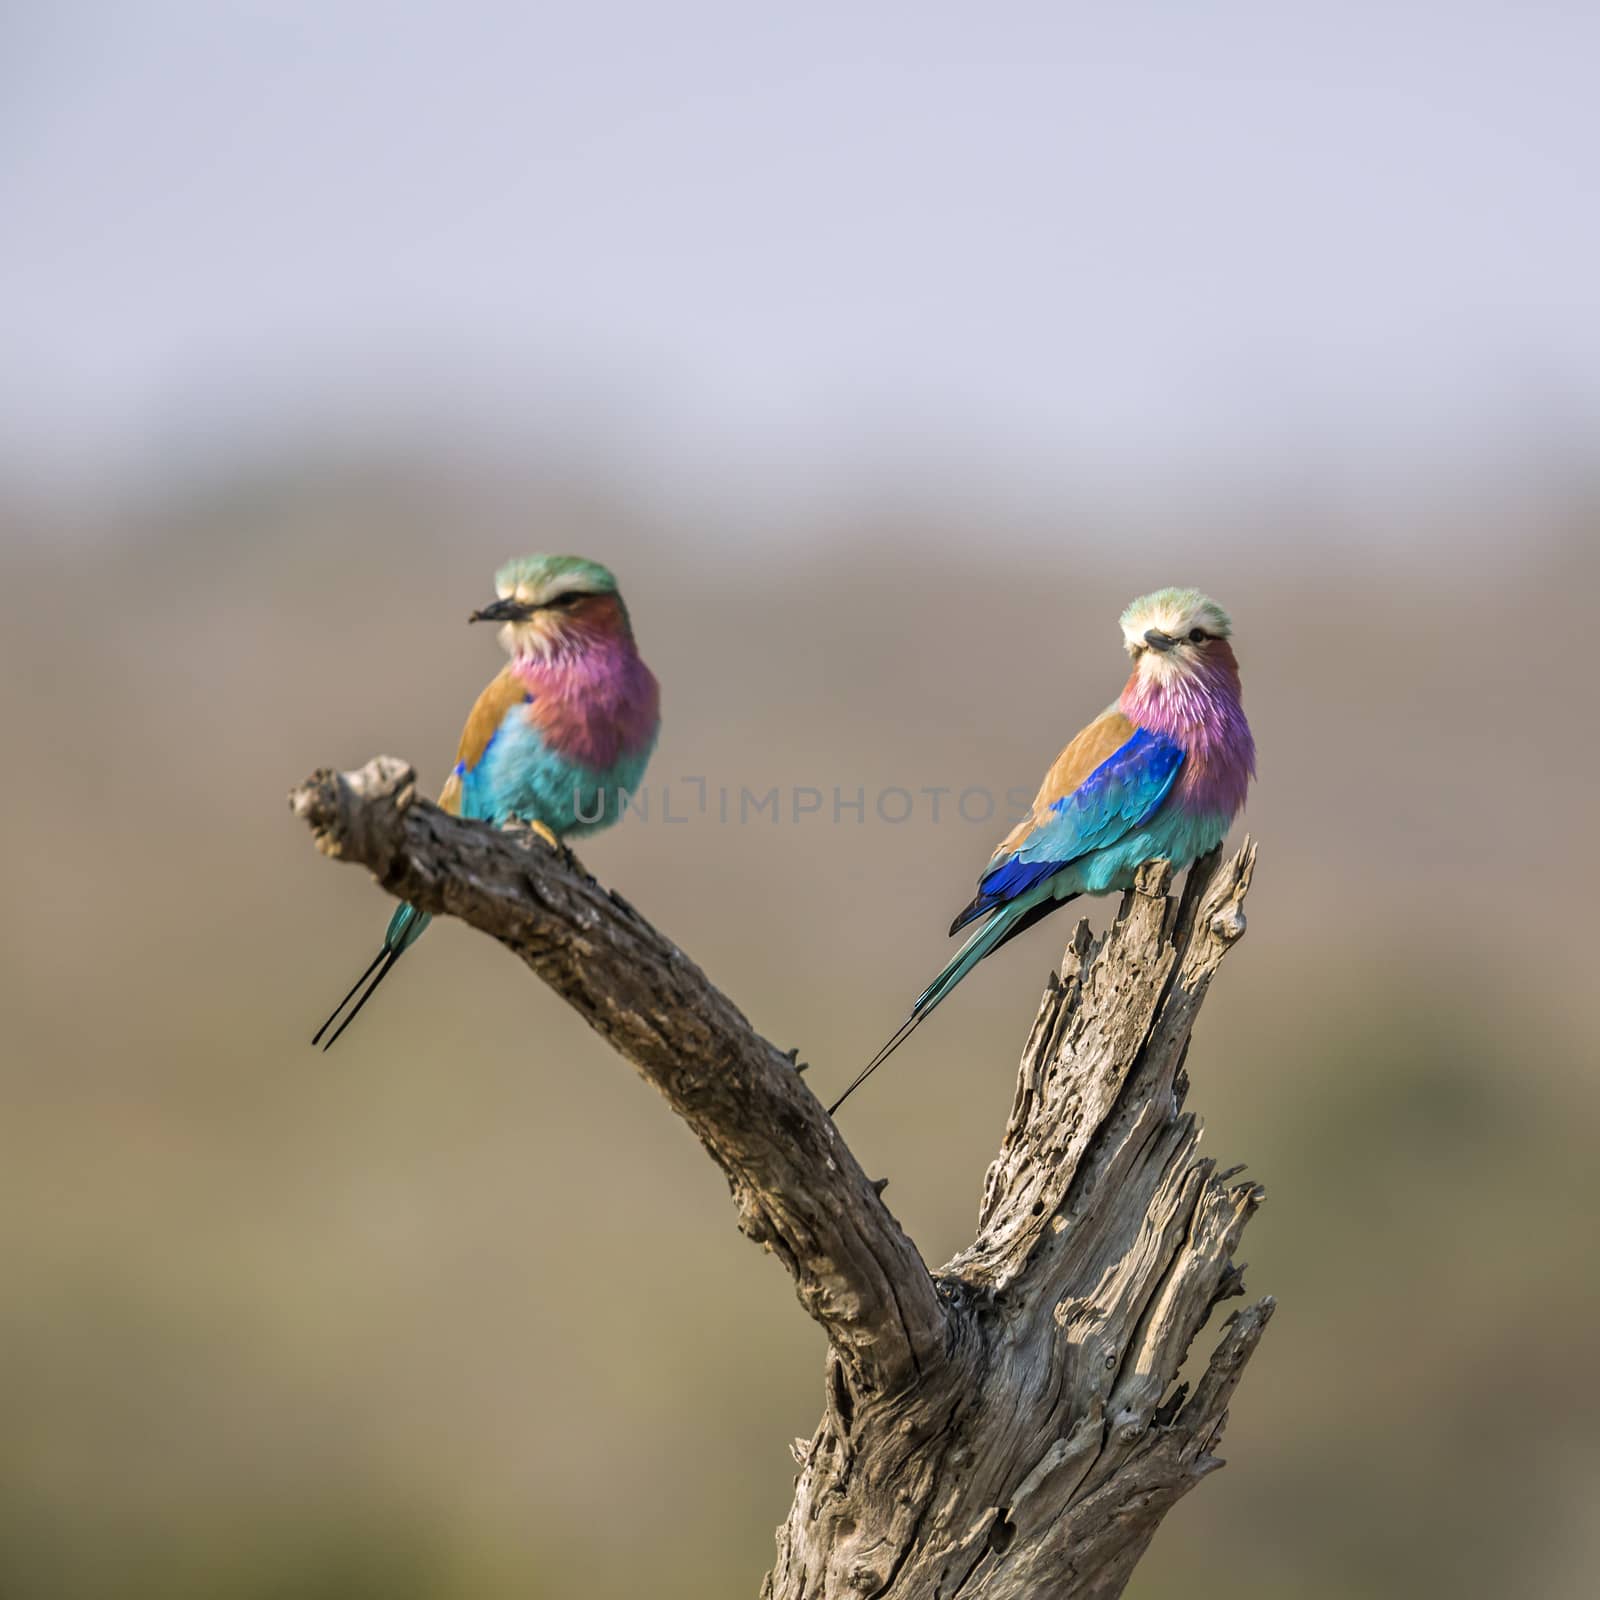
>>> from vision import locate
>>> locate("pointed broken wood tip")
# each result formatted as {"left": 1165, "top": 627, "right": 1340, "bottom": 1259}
{"left": 1223, "top": 1296, "right": 1276, "bottom": 1340}
{"left": 1234, "top": 836, "right": 1258, "bottom": 890}
{"left": 871, "top": 1177, "right": 890, "bottom": 1195}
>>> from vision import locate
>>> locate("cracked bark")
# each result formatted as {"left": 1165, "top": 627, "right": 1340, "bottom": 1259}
{"left": 291, "top": 757, "right": 1273, "bottom": 1599}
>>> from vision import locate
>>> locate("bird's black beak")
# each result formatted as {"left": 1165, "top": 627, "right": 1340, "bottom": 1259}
{"left": 469, "top": 597, "right": 538, "bottom": 624}
{"left": 1143, "top": 629, "right": 1177, "bottom": 653}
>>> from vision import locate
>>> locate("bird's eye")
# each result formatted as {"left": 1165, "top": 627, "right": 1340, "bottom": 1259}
{"left": 1189, "top": 628, "right": 1208, "bottom": 643}
{"left": 547, "top": 591, "right": 585, "bottom": 608}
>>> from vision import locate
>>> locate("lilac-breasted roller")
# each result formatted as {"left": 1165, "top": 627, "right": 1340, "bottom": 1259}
{"left": 829, "top": 588, "right": 1255, "bottom": 1114}
{"left": 312, "top": 554, "right": 660, "bottom": 1049}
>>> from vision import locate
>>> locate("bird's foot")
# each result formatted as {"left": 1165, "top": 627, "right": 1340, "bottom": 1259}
{"left": 503, "top": 817, "right": 581, "bottom": 872}
{"left": 533, "top": 821, "right": 582, "bottom": 872}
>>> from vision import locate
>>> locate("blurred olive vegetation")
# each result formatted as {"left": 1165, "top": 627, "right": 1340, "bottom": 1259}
{"left": 1, "top": 460, "right": 1597, "bottom": 1600}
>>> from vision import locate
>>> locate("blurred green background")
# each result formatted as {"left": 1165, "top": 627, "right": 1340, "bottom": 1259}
{"left": 4, "top": 5, "right": 1599, "bottom": 1597}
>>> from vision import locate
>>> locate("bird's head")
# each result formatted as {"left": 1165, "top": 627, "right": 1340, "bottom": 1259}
{"left": 469, "top": 554, "right": 628, "bottom": 658}
{"left": 1120, "top": 587, "right": 1235, "bottom": 686}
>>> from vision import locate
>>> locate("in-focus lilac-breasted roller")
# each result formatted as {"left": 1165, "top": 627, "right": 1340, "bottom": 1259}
{"left": 312, "top": 554, "right": 660, "bottom": 1049}
{"left": 829, "top": 588, "right": 1255, "bottom": 1113}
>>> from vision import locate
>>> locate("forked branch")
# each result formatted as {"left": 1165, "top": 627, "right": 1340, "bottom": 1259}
{"left": 291, "top": 756, "right": 1271, "bottom": 1599}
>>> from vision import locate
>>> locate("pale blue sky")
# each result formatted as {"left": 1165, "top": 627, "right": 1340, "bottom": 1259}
{"left": 4, "top": 1, "right": 1598, "bottom": 501}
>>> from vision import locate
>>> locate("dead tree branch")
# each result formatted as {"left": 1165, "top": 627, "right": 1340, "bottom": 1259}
{"left": 291, "top": 756, "right": 1271, "bottom": 1598}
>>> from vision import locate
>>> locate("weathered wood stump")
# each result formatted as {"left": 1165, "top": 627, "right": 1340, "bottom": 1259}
{"left": 293, "top": 758, "right": 1270, "bottom": 1599}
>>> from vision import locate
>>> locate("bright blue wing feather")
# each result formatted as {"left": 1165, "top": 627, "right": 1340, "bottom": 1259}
{"left": 973, "top": 853, "right": 1062, "bottom": 904}
{"left": 970, "top": 728, "right": 1184, "bottom": 915}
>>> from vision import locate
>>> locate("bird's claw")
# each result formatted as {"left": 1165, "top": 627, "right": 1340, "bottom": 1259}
{"left": 504, "top": 818, "right": 578, "bottom": 867}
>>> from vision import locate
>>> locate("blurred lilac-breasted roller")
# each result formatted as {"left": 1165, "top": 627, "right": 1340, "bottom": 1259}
{"left": 312, "top": 555, "right": 660, "bottom": 1049}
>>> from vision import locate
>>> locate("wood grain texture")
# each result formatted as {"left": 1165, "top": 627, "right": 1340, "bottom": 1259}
{"left": 291, "top": 756, "right": 1271, "bottom": 1598}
